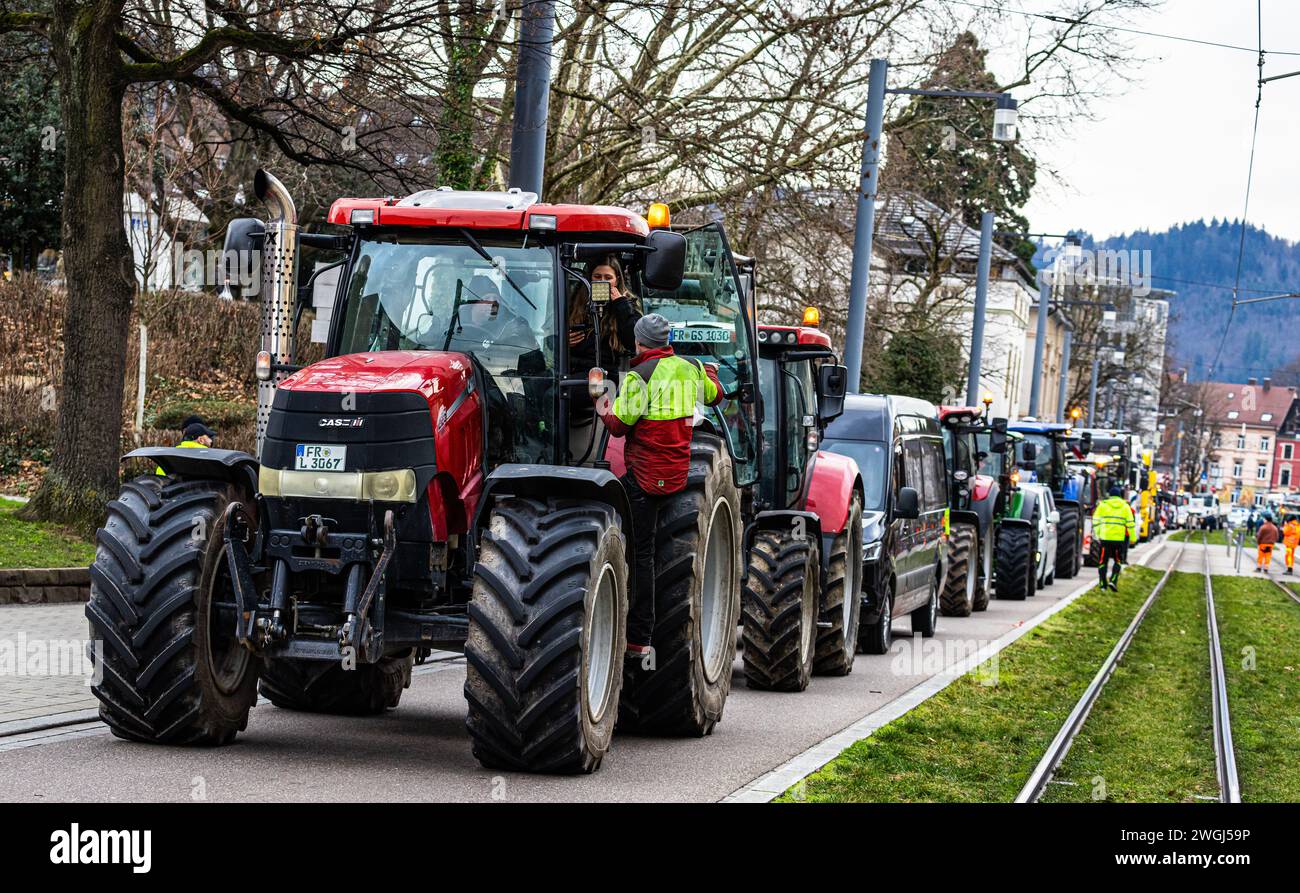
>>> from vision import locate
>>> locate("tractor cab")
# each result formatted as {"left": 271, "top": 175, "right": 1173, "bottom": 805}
{"left": 754, "top": 309, "right": 848, "bottom": 511}
{"left": 1007, "top": 420, "right": 1092, "bottom": 579}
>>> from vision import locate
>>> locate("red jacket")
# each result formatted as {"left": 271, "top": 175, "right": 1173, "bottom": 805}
{"left": 598, "top": 346, "right": 724, "bottom": 494}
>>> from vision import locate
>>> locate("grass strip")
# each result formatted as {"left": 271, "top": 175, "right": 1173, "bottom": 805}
{"left": 779, "top": 565, "right": 1163, "bottom": 802}
{"left": 1041, "top": 570, "right": 1217, "bottom": 802}
{"left": 1214, "top": 575, "right": 1300, "bottom": 802}
{"left": 0, "top": 497, "right": 96, "bottom": 569}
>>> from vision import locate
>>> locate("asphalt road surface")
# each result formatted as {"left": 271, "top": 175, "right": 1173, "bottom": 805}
{"left": 0, "top": 540, "right": 1163, "bottom": 802}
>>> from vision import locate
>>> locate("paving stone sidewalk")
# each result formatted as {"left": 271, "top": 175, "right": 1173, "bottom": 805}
{"left": 0, "top": 603, "right": 97, "bottom": 724}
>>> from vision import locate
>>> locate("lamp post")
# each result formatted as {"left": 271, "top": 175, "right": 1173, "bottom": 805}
{"left": 508, "top": 1, "right": 557, "bottom": 196}
{"left": 965, "top": 210, "right": 995, "bottom": 405}
{"left": 843, "top": 59, "right": 1018, "bottom": 392}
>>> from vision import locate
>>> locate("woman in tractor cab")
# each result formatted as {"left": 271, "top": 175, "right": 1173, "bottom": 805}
{"left": 566, "top": 256, "right": 643, "bottom": 463}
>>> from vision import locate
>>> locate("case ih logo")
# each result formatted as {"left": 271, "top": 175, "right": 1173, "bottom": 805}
{"left": 319, "top": 418, "right": 364, "bottom": 428}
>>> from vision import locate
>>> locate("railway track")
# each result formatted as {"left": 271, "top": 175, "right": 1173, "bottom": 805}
{"left": 1017, "top": 533, "right": 1241, "bottom": 803}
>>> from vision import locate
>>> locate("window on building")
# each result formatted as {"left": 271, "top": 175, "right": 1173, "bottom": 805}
{"left": 1261, "top": 436, "right": 1271, "bottom": 452}
{"left": 1228, "top": 410, "right": 1239, "bottom": 419}
{"left": 1281, "top": 467, "right": 1292, "bottom": 487}
{"left": 1233, "top": 460, "right": 1243, "bottom": 478}
{"left": 1236, "top": 434, "right": 1246, "bottom": 449}
{"left": 1286, "top": 444, "right": 1294, "bottom": 460}
{"left": 1262, "top": 413, "right": 1273, "bottom": 422}
{"left": 1257, "top": 464, "right": 1268, "bottom": 481}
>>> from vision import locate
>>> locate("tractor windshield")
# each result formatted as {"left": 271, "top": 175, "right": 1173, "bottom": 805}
{"left": 336, "top": 233, "right": 558, "bottom": 464}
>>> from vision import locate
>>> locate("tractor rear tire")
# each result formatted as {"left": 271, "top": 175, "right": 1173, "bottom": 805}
{"left": 86, "top": 475, "right": 259, "bottom": 745}
{"left": 940, "top": 523, "right": 977, "bottom": 617}
{"left": 1086, "top": 534, "right": 1102, "bottom": 567}
{"left": 259, "top": 653, "right": 413, "bottom": 715}
{"left": 742, "top": 529, "right": 818, "bottom": 692}
{"left": 972, "top": 528, "right": 993, "bottom": 611}
{"left": 814, "top": 493, "right": 863, "bottom": 676}
{"left": 465, "top": 497, "right": 628, "bottom": 774}
{"left": 618, "top": 432, "right": 741, "bottom": 736}
{"left": 1055, "top": 505, "right": 1081, "bottom": 579}
{"left": 994, "top": 523, "right": 1035, "bottom": 601}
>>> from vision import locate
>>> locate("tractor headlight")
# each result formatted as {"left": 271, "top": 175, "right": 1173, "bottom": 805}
{"left": 259, "top": 467, "right": 418, "bottom": 503}
{"left": 864, "top": 540, "right": 882, "bottom": 563}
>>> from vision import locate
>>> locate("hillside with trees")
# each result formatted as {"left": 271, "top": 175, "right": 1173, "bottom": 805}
{"left": 1080, "top": 220, "right": 1300, "bottom": 381}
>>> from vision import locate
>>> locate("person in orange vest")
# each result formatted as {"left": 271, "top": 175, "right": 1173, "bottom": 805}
{"left": 1283, "top": 514, "right": 1300, "bottom": 575}
{"left": 1255, "top": 512, "right": 1279, "bottom": 573}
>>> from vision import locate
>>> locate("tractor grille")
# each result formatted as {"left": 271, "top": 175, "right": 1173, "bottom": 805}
{"left": 261, "top": 389, "right": 436, "bottom": 475}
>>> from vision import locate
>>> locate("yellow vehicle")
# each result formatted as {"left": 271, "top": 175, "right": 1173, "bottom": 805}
{"left": 1136, "top": 453, "right": 1159, "bottom": 541}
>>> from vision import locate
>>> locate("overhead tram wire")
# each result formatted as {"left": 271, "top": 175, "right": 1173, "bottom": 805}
{"left": 945, "top": 0, "right": 1300, "bottom": 57}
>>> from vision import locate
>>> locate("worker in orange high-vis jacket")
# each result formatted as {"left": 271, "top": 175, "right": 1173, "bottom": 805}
{"left": 1282, "top": 514, "right": 1300, "bottom": 574}
{"left": 597, "top": 313, "right": 723, "bottom": 658}
{"left": 1255, "top": 513, "right": 1280, "bottom": 573}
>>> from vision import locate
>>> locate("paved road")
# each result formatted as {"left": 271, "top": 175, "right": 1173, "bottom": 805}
{"left": 0, "top": 540, "right": 1163, "bottom": 802}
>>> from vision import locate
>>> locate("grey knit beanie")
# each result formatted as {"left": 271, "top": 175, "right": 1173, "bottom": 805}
{"left": 634, "top": 313, "right": 671, "bottom": 348}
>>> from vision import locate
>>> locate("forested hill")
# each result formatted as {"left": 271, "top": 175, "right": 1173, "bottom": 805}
{"left": 1076, "top": 220, "right": 1300, "bottom": 381}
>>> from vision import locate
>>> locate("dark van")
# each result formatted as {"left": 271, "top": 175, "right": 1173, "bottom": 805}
{"left": 821, "top": 394, "right": 947, "bottom": 654}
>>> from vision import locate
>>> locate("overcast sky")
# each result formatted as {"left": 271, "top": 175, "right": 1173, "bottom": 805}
{"left": 988, "top": 0, "right": 1300, "bottom": 243}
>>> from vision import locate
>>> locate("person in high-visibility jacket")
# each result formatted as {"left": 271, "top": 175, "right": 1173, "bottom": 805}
{"left": 155, "top": 416, "right": 216, "bottom": 475}
{"left": 1091, "top": 484, "right": 1137, "bottom": 591}
{"left": 597, "top": 313, "right": 723, "bottom": 657}
{"left": 1255, "top": 513, "right": 1279, "bottom": 573}
{"left": 1283, "top": 515, "right": 1300, "bottom": 575}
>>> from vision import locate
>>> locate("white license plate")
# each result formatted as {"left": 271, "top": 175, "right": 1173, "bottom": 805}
{"left": 295, "top": 444, "right": 347, "bottom": 471}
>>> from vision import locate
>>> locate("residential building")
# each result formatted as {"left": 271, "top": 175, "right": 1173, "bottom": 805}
{"left": 1198, "top": 378, "right": 1298, "bottom": 505}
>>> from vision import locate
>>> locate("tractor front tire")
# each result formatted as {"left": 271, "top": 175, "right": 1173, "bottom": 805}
{"left": 465, "top": 497, "right": 628, "bottom": 774}
{"left": 742, "top": 529, "right": 818, "bottom": 692}
{"left": 940, "top": 523, "right": 977, "bottom": 617}
{"left": 1055, "top": 505, "right": 1081, "bottom": 579}
{"left": 814, "top": 493, "right": 863, "bottom": 676}
{"left": 994, "top": 523, "right": 1035, "bottom": 601}
{"left": 86, "top": 475, "right": 259, "bottom": 745}
{"left": 619, "top": 432, "right": 741, "bottom": 736}
{"left": 259, "top": 653, "right": 413, "bottom": 715}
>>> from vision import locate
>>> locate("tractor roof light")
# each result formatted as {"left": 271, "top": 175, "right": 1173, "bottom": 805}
{"left": 528, "top": 213, "right": 557, "bottom": 231}
{"left": 646, "top": 202, "right": 671, "bottom": 229}
{"left": 350, "top": 208, "right": 376, "bottom": 225}
{"left": 802, "top": 306, "right": 821, "bottom": 327}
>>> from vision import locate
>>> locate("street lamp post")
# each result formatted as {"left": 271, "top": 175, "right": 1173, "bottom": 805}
{"left": 843, "top": 59, "right": 1018, "bottom": 393}
{"left": 1056, "top": 325, "right": 1073, "bottom": 422}
{"left": 965, "top": 210, "right": 995, "bottom": 405}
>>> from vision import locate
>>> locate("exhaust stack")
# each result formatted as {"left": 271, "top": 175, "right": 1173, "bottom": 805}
{"left": 253, "top": 169, "right": 300, "bottom": 458}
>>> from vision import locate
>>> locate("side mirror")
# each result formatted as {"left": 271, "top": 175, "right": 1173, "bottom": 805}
{"left": 895, "top": 486, "right": 920, "bottom": 520}
{"left": 1080, "top": 431, "right": 1093, "bottom": 453}
{"left": 222, "top": 218, "right": 265, "bottom": 299}
{"left": 1021, "top": 442, "right": 1038, "bottom": 461}
{"left": 989, "top": 430, "right": 1008, "bottom": 454}
{"left": 643, "top": 229, "right": 686, "bottom": 290}
{"left": 1048, "top": 510, "right": 1061, "bottom": 524}
{"left": 817, "top": 364, "right": 848, "bottom": 422}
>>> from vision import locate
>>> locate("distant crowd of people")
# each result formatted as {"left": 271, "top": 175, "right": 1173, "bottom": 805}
{"left": 1242, "top": 508, "right": 1300, "bottom": 574}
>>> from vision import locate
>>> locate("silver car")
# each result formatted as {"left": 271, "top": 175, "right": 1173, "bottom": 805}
{"left": 1020, "top": 483, "right": 1060, "bottom": 588}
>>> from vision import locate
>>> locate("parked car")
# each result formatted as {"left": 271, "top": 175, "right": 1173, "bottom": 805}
{"left": 1227, "top": 506, "right": 1249, "bottom": 528}
{"left": 822, "top": 394, "right": 947, "bottom": 655}
{"left": 1020, "top": 483, "right": 1060, "bottom": 588}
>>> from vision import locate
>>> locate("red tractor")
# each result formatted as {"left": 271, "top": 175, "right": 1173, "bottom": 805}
{"left": 87, "top": 171, "right": 769, "bottom": 773}
{"left": 736, "top": 315, "right": 860, "bottom": 692}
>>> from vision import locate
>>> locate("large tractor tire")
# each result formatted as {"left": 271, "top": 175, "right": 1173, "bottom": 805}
{"left": 86, "top": 475, "right": 259, "bottom": 745}
{"left": 619, "top": 432, "right": 741, "bottom": 736}
{"left": 1086, "top": 533, "right": 1102, "bottom": 567}
{"left": 465, "top": 497, "right": 628, "bottom": 774}
{"left": 940, "top": 523, "right": 978, "bottom": 617}
{"left": 741, "top": 529, "right": 819, "bottom": 692}
{"left": 814, "top": 493, "right": 863, "bottom": 676}
{"left": 1055, "top": 505, "right": 1081, "bottom": 579}
{"left": 259, "top": 653, "right": 413, "bottom": 715}
{"left": 972, "top": 528, "right": 993, "bottom": 612}
{"left": 994, "top": 523, "right": 1035, "bottom": 601}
